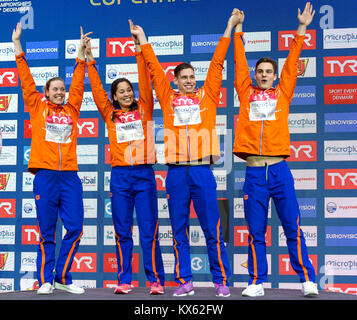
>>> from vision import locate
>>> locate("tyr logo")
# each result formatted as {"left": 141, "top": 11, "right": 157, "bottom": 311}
{"left": 288, "top": 141, "right": 317, "bottom": 162}
{"left": 0, "top": 199, "right": 15, "bottom": 217}
{"left": 325, "top": 169, "right": 357, "bottom": 189}
{"left": 72, "top": 253, "right": 97, "bottom": 272}
{"left": 47, "top": 114, "right": 72, "bottom": 124}
{"left": 77, "top": 118, "right": 98, "bottom": 137}
{"left": 107, "top": 38, "right": 135, "bottom": 57}
{"left": 0, "top": 69, "right": 18, "bottom": 87}
{"left": 173, "top": 96, "right": 199, "bottom": 107}
{"left": 118, "top": 113, "right": 135, "bottom": 123}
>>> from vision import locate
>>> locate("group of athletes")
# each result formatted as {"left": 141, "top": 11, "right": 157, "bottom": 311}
{"left": 9, "top": 3, "right": 319, "bottom": 298}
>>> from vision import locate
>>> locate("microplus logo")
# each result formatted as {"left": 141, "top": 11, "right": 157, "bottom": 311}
{"left": 324, "top": 140, "right": 357, "bottom": 161}
{"left": 148, "top": 35, "right": 184, "bottom": 56}
{"left": 0, "top": 43, "right": 15, "bottom": 61}
{"left": 30, "top": 66, "right": 58, "bottom": 86}
{"left": 325, "top": 255, "right": 357, "bottom": 276}
{"left": 191, "top": 60, "right": 227, "bottom": 81}
{"left": 323, "top": 28, "right": 357, "bottom": 49}
{"left": 288, "top": 113, "right": 316, "bottom": 133}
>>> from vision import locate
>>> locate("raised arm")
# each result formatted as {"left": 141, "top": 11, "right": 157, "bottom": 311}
{"left": 232, "top": 10, "right": 253, "bottom": 97}
{"left": 279, "top": 3, "right": 315, "bottom": 100}
{"left": 129, "top": 19, "right": 142, "bottom": 53}
{"left": 66, "top": 27, "right": 88, "bottom": 112}
{"left": 85, "top": 31, "right": 95, "bottom": 63}
{"left": 223, "top": 8, "right": 242, "bottom": 38}
{"left": 297, "top": 2, "right": 315, "bottom": 36}
{"left": 130, "top": 20, "right": 148, "bottom": 46}
{"left": 129, "top": 20, "right": 154, "bottom": 119}
{"left": 234, "top": 9, "right": 243, "bottom": 34}
{"left": 77, "top": 26, "right": 92, "bottom": 61}
{"left": 12, "top": 22, "right": 23, "bottom": 55}
{"left": 203, "top": 9, "right": 241, "bottom": 104}
{"left": 13, "top": 22, "right": 42, "bottom": 112}
{"left": 85, "top": 37, "right": 113, "bottom": 120}
{"left": 130, "top": 20, "right": 172, "bottom": 109}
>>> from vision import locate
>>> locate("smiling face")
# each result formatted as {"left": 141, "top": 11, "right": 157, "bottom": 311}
{"left": 254, "top": 62, "right": 278, "bottom": 90}
{"left": 174, "top": 67, "right": 196, "bottom": 95}
{"left": 113, "top": 81, "right": 135, "bottom": 110}
{"left": 45, "top": 79, "right": 66, "bottom": 105}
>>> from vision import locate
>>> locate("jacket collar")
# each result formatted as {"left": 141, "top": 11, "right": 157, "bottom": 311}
{"left": 172, "top": 88, "right": 199, "bottom": 97}
{"left": 252, "top": 86, "right": 276, "bottom": 93}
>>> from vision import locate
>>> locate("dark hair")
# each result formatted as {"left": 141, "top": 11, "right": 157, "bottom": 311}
{"left": 110, "top": 78, "right": 138, "bottom": 121}
{"left": 174, "top": 62, "right": 195, "bottom": 78}
{"left": 255, "top": 57, "right": 278, "bottom": 74}
{"left": 43, "top": 77, "right": 65, "bottom": 99}
{"left": 111, "top": 78, "right": 138, "bottom": 109}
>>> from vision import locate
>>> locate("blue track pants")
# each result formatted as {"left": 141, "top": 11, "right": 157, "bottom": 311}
{"left": 166, "top": 164, "right": 231, "bottom": 285}
{"left": 110, "top": 165, "right": 165, "bottom": 285}
{"left": 33, "top": 170, "right": 84, "bottom": 286}
{"left": 243, "top": 160, "right": 316, "bottom": 285}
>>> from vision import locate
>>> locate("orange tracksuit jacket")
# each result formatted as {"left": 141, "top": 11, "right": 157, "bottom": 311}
{"left": 233, "top": 32, "right": 305, "bottom": 160}
{"left": 16, "top": 52, "right": 85, "bottom": 174}
{"left": 140, "top": 37, "right": 230, "bottom": 164}
{"left": 86, "top": 51, "right": 156, "bottom": 166}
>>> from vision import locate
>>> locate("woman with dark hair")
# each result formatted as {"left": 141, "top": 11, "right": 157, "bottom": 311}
{"left": 12, "top": 22, "right": 90, "bottom": 295}
{"left": 86, "top": 21, "right": 165, "bottom": 295}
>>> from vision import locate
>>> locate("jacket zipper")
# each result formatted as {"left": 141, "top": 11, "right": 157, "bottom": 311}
{"left": 129, "top": 141, "right": 133, "bottom": 166}
{"left": 54, "top": 107, "right": 62, "bottom": 171}
{"left": 59, "top": 143, "right": 62, "bottom": 170}
{"left": 259, "top": 120, "right": 264, "bottom": 155}
{"left": 186, "top": 125, "right": 191, "bottom": 162}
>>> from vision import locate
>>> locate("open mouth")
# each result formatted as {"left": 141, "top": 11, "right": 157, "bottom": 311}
{"left": 260, "top": 80, "right": 270, "bottom": 87}
{"left": 53, "top": 96, "right": 64, "bottom": 102}
{"left": 121, "top": 97, "right": 133, "bottom": 104}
